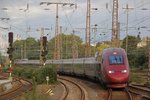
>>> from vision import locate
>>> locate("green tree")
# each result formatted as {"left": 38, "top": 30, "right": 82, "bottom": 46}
{"left": 0, "top": 52, "right": 2, "bottom": 61}
{"left": 121, "top": 35, "right": 140, "bottom": 67}
{"left": 13, "top": 40, "right": 24, "bottom": 59}
{"left": 96, "top": 42, "right": 110, "bottom": 53}
{"left": 33, "top": 65, "right": 57, "bottom": 84}
{"left": 48, "top": 34, "right": 83, "bottom": 59}
{"left": 26, "top": 37, "right": 39, "bottom": 59}
{"left": 135, "top": 46, "right": 148, "bottom": 69}
{"left": 121, "top": 36, "right": 139, "bottom": 51}
{"left": 14, "top": 38, "right": 39, "bottom": 60}
{"left": 96, "top": 41, "right": 111, "bottom": 53}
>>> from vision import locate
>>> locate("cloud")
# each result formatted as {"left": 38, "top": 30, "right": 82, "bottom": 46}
{"left": 0, "top": 0, "right": 150, "bottom": 42}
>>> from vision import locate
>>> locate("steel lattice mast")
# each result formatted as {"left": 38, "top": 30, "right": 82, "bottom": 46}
{"left": 112, "top": 0, "right": 119, "bottom": 47}
{"left": 40, "top": 2, "right": 76, "bottom": 60}
{"left": 147, "top": 37, "right": 150, "bottom": 83}
{"left": 54, "top": 4, "right": 60, "bottom": 60}
{"left": 85, "top": 0, "right": 91, "bottom": 57}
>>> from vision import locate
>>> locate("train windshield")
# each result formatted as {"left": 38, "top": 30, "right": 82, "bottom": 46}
{"left": 109, "top": 55, "right": 124, "bottom": 65}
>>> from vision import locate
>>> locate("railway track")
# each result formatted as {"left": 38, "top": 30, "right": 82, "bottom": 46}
{"left": 128, "top": 84, "right": 150, "bottom": 99}
{"left": 107, "top": 88, "right": 132, "bottom": 100}
{"left": 0, "top": 78, "right": 32, "bottom": 100}
{"left": 58, "top": 77, "right": 86, "bottom": 100}
{"left": 58, "top": 80, "right": 69, "bottom": 100}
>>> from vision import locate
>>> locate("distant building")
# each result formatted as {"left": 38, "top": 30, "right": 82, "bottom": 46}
{"left": 137, "top": 37, "right": 149, "bottom": 48}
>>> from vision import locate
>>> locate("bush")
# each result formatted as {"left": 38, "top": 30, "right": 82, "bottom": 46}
{"left": 13, "top": 67, "right": 22, "bottom": 76}
{"left": 13, "top": 65, "right": 57, "bottom": 84}
{"left": 22, "top": 68, "right": 34, "bottom": 79}
{"left": 33, "top": 65, "right": 57, "bottom": 84}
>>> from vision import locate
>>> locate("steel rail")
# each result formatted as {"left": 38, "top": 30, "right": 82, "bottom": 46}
{"left": 58, "top": 77, "right": 85, "bottom": 100}
{"left": 125, "top": 88, "right": 133, "bottom": 100}
{"left": 58, "top": 80, "right": 69, "bottom": 100}
{"left": 107, "top": 88, "right": 132, "bottom": 100}
{"left": 128, "top": 85, "right": 150, "bottom": 99}
{"left": 107, "top": 89, "right": 112, "bottom": 100}
{"left": 0, "top": 78, "right": 32, "bottom": 100}
{"left": 0, "top": 78, "right": 22, "bottom": 99}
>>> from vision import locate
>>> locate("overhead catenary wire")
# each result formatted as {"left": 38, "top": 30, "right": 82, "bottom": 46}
{"left": 130, "top": 14, "right": 150, "bottom": 27}
{"left": 97, "top": 0, "right": 150, "bottom": 29}
{"left": 0, "top": 19, "right": 26, "bottom": 33}
{"left": 134, "top": 0, "right": 150, "bottom": 9}
{"left": 58, "top": 0, "right": 77, "bottom": 32}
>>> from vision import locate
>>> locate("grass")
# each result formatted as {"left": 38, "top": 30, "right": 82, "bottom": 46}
{"left": 130, "top": 72, "right": 149, "bottom": 86}
{"left": 17, "top": 85, "right": 48, "bottom": 100}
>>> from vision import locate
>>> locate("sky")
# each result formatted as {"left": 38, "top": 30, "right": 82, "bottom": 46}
{"left": 0, "top": 0, "right": 150, "bottom": 50}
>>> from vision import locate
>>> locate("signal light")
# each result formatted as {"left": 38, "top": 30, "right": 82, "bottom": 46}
{"left": 8, "top": 32, "right": 13, "bottom": 44}
{"left": 41, "top": 36, "right": 48, "bottom": 64}
{"left": 7, "top": 48, "right": 10, "bottom": 54}
{"left": 41, "top": 50, "right": 48, "bottom": 57}
{"left": 9, "top": 54, "right": 13, "bottom": 60}
{"left": 41, "top": 50, "right": 48, "bottom": 63}
{"left": 7, "top": 47, "right": 14, "bottom": 60}
{"left": 7, "top": 32, "right": 14, "bottom": 61}
{"left": 113, "top": 52, "right": 117, "bottom": 55}
{"left": 7, "top": 48, "right": 14, "bottom": 54}
{"left": 42, "top": 57, "right": 46, "bottom": 62}
{"left": 43, "top": 36, "right": 47, "bottom": 47}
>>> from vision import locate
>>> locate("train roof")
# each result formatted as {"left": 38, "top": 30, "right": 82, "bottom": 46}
{"left": 102, "top": 48, "right": 126, "bottom": 55}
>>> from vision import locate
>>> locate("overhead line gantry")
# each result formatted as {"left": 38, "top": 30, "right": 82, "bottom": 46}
{"left": 40, "top": 2, "right": 76, "bottom": 60}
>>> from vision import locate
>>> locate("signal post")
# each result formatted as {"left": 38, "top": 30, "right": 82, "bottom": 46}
{"left": 41, "top": 36, "right": 48, "bottom": 67}
{"left": 7, "top": 32, "right": 14, "bottom": 80}
{"left": 148, "top": 37, "right": 150, "bottom": 84}
{"left": 148, "top": 48, "right": 150, "bottom": 83}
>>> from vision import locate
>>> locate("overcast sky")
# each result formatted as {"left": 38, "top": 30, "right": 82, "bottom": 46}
{"left": 0, "top": 0, "right": 150, "bottom": 49}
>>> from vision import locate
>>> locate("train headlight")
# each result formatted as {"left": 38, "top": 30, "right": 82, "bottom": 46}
{"left": 108, "top": 70, "right": 115, "bottom": 74}
{"left": 121, "top": 70, "right": 127, "bottom": 73}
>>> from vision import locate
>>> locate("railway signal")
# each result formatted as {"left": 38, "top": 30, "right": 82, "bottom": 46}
{"left": 7, "top": 32, "right": 14, "bottom": 80}
{"left": 7, "top": 47, "right": 14, "bottom": 60}
{"left": 7, "top": 32, "right": 14, "bottom": 61}
{"left": 8, "top": 32, "right": 13, "bottom": 45}
{"left": 41, "top": 36, "right": 48, "bottom": 66}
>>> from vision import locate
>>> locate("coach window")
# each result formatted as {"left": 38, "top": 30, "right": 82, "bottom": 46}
{"left": 101, "top": 57, "right": 103, "bottom": 63}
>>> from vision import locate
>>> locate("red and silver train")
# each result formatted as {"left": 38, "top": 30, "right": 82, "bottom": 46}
{"left": 58, "top": 48, "right": 130, "bottom": 88}
{"left": 97, "top": 48, "right": 130, "bottom": 88}
{"left": 15, "top": 48, "right": 130, "bottom": 88}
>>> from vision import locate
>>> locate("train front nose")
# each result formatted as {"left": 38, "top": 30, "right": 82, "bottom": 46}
{"left": 107, "top": 70, "right": 129, "bottom": 83}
